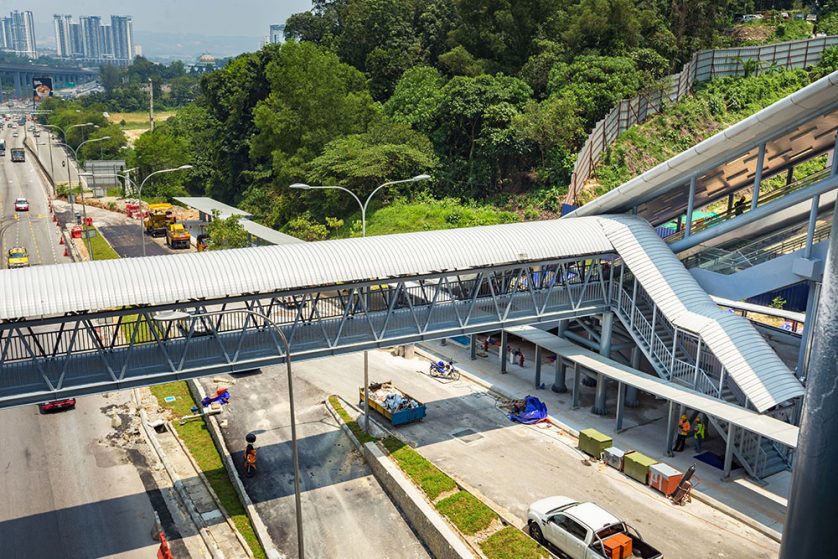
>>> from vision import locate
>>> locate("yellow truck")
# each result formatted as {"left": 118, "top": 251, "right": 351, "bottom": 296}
{"left": 144, "top": 203, "right": 175, "bottom": 237}
{"left": 7, "top": 247, "right": 29, "bottom": 268}
{"left": 166, "top": 223, "right": 191, "bottom": 249}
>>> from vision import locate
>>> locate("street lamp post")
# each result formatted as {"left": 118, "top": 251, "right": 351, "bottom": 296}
{"left": 43, "top": 122, "right": 94, "bottom": 204}
{"left": 290, "top": 174, "right": 431, "bottom": 433}
{"left": 57, "top": 137, "right": 110, "bottom": 259}
{"left": 154, "top": 307, "right": 305, "bottom": 558}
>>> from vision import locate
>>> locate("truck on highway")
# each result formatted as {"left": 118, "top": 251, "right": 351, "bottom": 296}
{"left": 166, "top": 223, "right": 191, "bottom": 249}
{"left": 527, "top": 496, "right": 663, "bottom": 559}
{"left": 144, "top": 203, "right": 175, "bottom": 237}
{"left": 0, "top": 138, "right": 6, "bottom": 156}
{"left": 10, "top": 148, "right": 24, "bottom": 162}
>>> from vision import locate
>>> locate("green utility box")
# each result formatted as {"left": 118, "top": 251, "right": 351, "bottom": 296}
{"left": 578, "top": 428, "right": 613, "bottom": 458}
{"left": 624, "top": 451, "right": 658, "bottom": 485}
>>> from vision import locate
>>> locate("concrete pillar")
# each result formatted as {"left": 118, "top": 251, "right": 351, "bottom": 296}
{"left": 500, "top": 330, "right": 508, "bottom": 374}
{"left": 13, "top": 71, "right": 21, "bottom": 98}
{"left": 534, "top": 346, "right": 543, "bottom": 389}
{"left": 571, "top": 364, "right": 581, "bottom": 409}
{"left": 780, "top": 203, "right": 838, "bottom": 559}
{"left": 615, "top": 382, "right": 626, "bottom": 432}
{"left": 470, "top": 334, "right": 477, "bottom": 360}
{"left": 722, "top": 423, "right": 735, "bottom": 479}
{"left": 626, "top": 346, "right": 641, "bottom": 407}
{"left": 552, "top": 360, "right": 568, "bottom": 393}
{"left": 665, "top": 400, "right": 676, "bottom": 457}
{"left": 592, "top": 313, "right": 613, "bottom": 415}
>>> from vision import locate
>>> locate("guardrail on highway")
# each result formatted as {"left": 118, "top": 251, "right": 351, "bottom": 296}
{"left": 565, "top": 35, "right": 838, "bottom": 205}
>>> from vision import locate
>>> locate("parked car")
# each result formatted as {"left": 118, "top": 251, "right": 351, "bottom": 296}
{"left": 39, "top": 398, "right": 76, "bottom": 413}
{"left": 14, "top": 197, "right": 29, "bottom": 211}
{"left": 527, "top": 496, "right": 663, "bottom": 559}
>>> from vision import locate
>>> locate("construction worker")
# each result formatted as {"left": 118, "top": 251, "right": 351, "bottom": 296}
{"left": 244, "top": 433, "right": 257, "bottom": 477}
{"left": 693, "top": 416, "right": 706, "bottom": 451}
{"left": 673, "top": 414, "right": 691, "bottom": 452}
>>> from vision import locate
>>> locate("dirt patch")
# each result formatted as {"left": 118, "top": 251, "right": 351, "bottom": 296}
{"left": 731, "top": 24, "right": 773, "bottom": 44}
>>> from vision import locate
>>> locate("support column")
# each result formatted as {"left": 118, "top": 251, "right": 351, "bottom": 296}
{"left": 780, "top": 202, "right": 838, "bottom": 559}
{"left": 615, "top": 382, "right": 626, "bottom": 432}
{"left": 571, "top": 364, "right": 581, "bottom": 409}
{"left": 664, "top": 400, "right": 676, "bottom": 457}
{"left": 592, "top": 312, "right": 613, "bottom": 415}
{"left": 625, "top": 346, "right": 641, "bottom": 407}
{"left": 685, "top": 176, "right": 697, "bottom": 237}
{"left": 723, "top": 423, "right": 735, "bottom": 480}
{"left": 803, "top": 194, "right": 820, "bottom": 259}
{"left": 534, "top": 346, "right": 543, "bottom": 389}
{"left": 552, "top": 360, "right": 568, "bottom": 393}
{"left": 13, "top": 71, "right": 21, "bottom": 98}
{"left": 751, "top": 142, "right": 766, "bottom": 210}
{"left": 500, "top": 330, "right": 508, "bottom": 374}
{"left": 470, "top": 334, "right": 477, "bottom": 360}
{"left": 796, "top": 282, "right": 820, "bottom": 380}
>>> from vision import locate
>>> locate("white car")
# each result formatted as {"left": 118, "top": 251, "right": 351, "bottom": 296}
{"left": 14, "top": 197, "right": 29, "bottom": 212}
{"left": 527, "top": 496, "right": 662, "bottom": 559}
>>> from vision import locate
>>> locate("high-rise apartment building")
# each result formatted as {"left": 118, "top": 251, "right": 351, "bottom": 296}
{"left": 53, "top": 14, "right": 72, "bottom": 57}
{"left": 79, "top": 16, "right": 102, "bottom": 60}
{"left": 111, "top": 16, "right": 134, "bottom": 62}
{"left": 270, "top": 24, "right": 284, "bottom": 44}
{"left": 70, "top": 23, "right": 83, "bottom": 56}
{"left": 0, "top": 10, "right": 36, "bottom": 57}
{"left": 100, "top": 25, "right": 113, "bottom": 58}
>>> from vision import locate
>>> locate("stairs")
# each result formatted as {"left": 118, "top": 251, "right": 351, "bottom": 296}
{"left": 612, "top": 272, "right": 791, "bottom": 480}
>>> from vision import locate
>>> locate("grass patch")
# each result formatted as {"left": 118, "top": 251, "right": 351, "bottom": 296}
{"left": 151, "top": 382, "right": 267, "bottom": 559}
{"left": 328, "top": 395, "right": 376, "bottom": 444}
{"left": 480, "top": 526, "right": 550, "bottom": 559}
{"left": 83, "top": 225, "right": 120, "bottom": 260}
{"left": 436, "top": 491, "right": 497, "bottom": 535}
{"left": 382, "top": 436, "right": 457, "bottom": 500}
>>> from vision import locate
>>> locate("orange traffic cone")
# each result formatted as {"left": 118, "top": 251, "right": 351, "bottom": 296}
{"left": 59, "top": 236, "right": 64, "bottom": 245}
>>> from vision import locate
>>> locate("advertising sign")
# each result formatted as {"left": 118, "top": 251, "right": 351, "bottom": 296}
{"left": 33, "top": 77, "right": 53, "bottom": 103}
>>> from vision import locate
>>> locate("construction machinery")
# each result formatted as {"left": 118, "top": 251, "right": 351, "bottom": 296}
{"left": 166, "top": 223, "right": 191, "bottom": 249}
{"left": 144, "top": 203, "right": 175, "bottom": 237}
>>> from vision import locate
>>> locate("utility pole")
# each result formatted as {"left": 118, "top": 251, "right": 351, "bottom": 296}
{"left": 148, "top": 77, "right": 154, "bottom": 131}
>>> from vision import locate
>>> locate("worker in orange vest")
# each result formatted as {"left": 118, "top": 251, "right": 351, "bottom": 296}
{"left": 672, "top": 414, "right": 691, "bottom": 452}
{"left": 244, "top": 432, "right": 257, "bottom": 477}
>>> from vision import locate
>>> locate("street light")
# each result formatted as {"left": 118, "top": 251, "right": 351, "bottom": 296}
{"left": 57, "top": 137, "right": 110, "bottom": 259}
{"left": 290, "top": 174, "right": 431, "bottom": 432}
{"left": 153, "top": 307, "right": 305, "bottom": 558}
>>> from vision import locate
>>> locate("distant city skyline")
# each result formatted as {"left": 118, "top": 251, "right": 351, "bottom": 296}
{"left": 28, "top": 1, "right": 311, "bottom": 38}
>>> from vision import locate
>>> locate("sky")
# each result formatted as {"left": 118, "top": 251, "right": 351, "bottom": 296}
{"left": 22, "top": 0, "right": 312, "bottom": 37}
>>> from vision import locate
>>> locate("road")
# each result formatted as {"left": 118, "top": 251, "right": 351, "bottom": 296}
{"left": 233, "top": 350, "right": 780, "bottom": 559}
{"left": 0, "top": 120, "right": 168, "bottom": 558}
{"left": 199, "top": 370, "right": 431, "bottom": 558}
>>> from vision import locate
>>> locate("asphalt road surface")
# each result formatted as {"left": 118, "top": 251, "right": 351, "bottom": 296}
{"left": 0, "top": 121, "right": 166, "bottom": 558}
{"left": 241, "top": 351, "right": 780, "bottom": 559}
{"left": 100, "top": 224, "right": 169, "bottom": 257}
{"left": 199, "top": 371, "right": 431, "bottom": 559}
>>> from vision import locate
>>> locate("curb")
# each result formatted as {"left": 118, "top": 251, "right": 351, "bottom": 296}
{"left": 324, "top": 396, "right": 476, "bottom": 559}
{"left": 135, "top": 396, "right": 221, "bottom": 558}
{"left": 415, "top": 344, "right": 784, "bottom": 544}
{"left": 188, "top": 380, "right": 284, "bottom": 559}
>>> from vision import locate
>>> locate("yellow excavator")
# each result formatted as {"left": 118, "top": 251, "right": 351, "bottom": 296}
{"left": 144, "top": 203, "right": 175, "bottom": 237}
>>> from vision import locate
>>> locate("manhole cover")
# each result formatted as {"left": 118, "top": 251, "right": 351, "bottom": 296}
{"left": 451, "top": 428, "right": 484, "bottom": 444}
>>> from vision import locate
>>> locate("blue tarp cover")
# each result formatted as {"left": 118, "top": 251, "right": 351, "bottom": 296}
{"left": 508, "top": 396, "right": 548, "bottom": 424}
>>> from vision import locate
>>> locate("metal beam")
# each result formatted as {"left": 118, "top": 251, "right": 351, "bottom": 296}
{"left": 685, "top": 176, "right": 697, "bottom": 237}
{"left": 751, "top": 143, "right": 766, "bottom": 210}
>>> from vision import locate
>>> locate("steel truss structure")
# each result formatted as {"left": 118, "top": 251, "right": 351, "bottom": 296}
{"left": 0, "top": 256, "right": 614, "bottom": 406}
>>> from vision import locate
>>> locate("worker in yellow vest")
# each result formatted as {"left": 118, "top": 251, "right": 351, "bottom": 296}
{"left": 693, "top": 416, "right": 706, "bottom": 452}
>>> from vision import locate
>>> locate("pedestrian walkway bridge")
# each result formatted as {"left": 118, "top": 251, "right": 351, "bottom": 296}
{"left": 0, "top": 216, "right": 802, "bottom": 420}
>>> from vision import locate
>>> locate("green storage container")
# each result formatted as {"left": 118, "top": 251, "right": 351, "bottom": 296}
{"left": 578, "top": 428, "right": 613, "bottom": 458}
{"left": 623, "top": 451, "right": 658, "bottom": 484}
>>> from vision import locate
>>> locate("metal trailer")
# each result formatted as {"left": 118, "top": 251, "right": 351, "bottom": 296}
{"left": 359, "top": 381, "right": 426, "bottom": 426}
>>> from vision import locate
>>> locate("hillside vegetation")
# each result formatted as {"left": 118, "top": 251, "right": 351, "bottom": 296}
{"left": 581, "top": 52, "right": 838, "bottom": 204}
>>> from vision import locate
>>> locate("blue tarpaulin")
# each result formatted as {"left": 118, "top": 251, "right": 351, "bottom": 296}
{"left": 201, "top": 388, "right": 230, "bottom": 407}
{"left": 508, "top": 396, "right": 548, "bottom": 424}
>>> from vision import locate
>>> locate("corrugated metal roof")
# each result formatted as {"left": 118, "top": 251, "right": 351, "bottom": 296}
{"left": 240, "top": 219, "right": 303, "bottom": 246}
{"left": 568, "top": 70, "right": 838, "bottom": 221}
{"left": 174, "top": 197, "right": 252, "bottom": 220}
{"left": 508, "top": 326, "right": 798, "bottom": 446}
{"left": 596, "top": 216, "right": 803, "bottom": 412}
{"left": 0, "top": 217, "right": 613, "bottom": 320}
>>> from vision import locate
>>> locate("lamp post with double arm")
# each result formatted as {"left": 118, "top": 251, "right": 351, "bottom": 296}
{"left": 290, "top": 174, "right": 431, "bottom": 433}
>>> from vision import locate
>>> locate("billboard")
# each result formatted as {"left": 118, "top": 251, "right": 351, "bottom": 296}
{"left": 33, "top": 77, "right": 53, "bottom": 104}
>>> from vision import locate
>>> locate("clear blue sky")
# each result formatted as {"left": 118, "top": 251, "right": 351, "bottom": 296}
{"left": 27, "top": 0, "right": 312, "bottom": 37}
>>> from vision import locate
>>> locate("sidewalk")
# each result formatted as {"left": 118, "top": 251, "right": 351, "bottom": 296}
{"left": 421, "top": 336, "right": 788, "bottom": 536}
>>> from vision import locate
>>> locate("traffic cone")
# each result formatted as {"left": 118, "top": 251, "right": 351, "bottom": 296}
{"left": 59, "top": 236, "right": 64, "bottom": 245}
{"left": 64, "top": 247, "right": 69, "bottom": 257}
